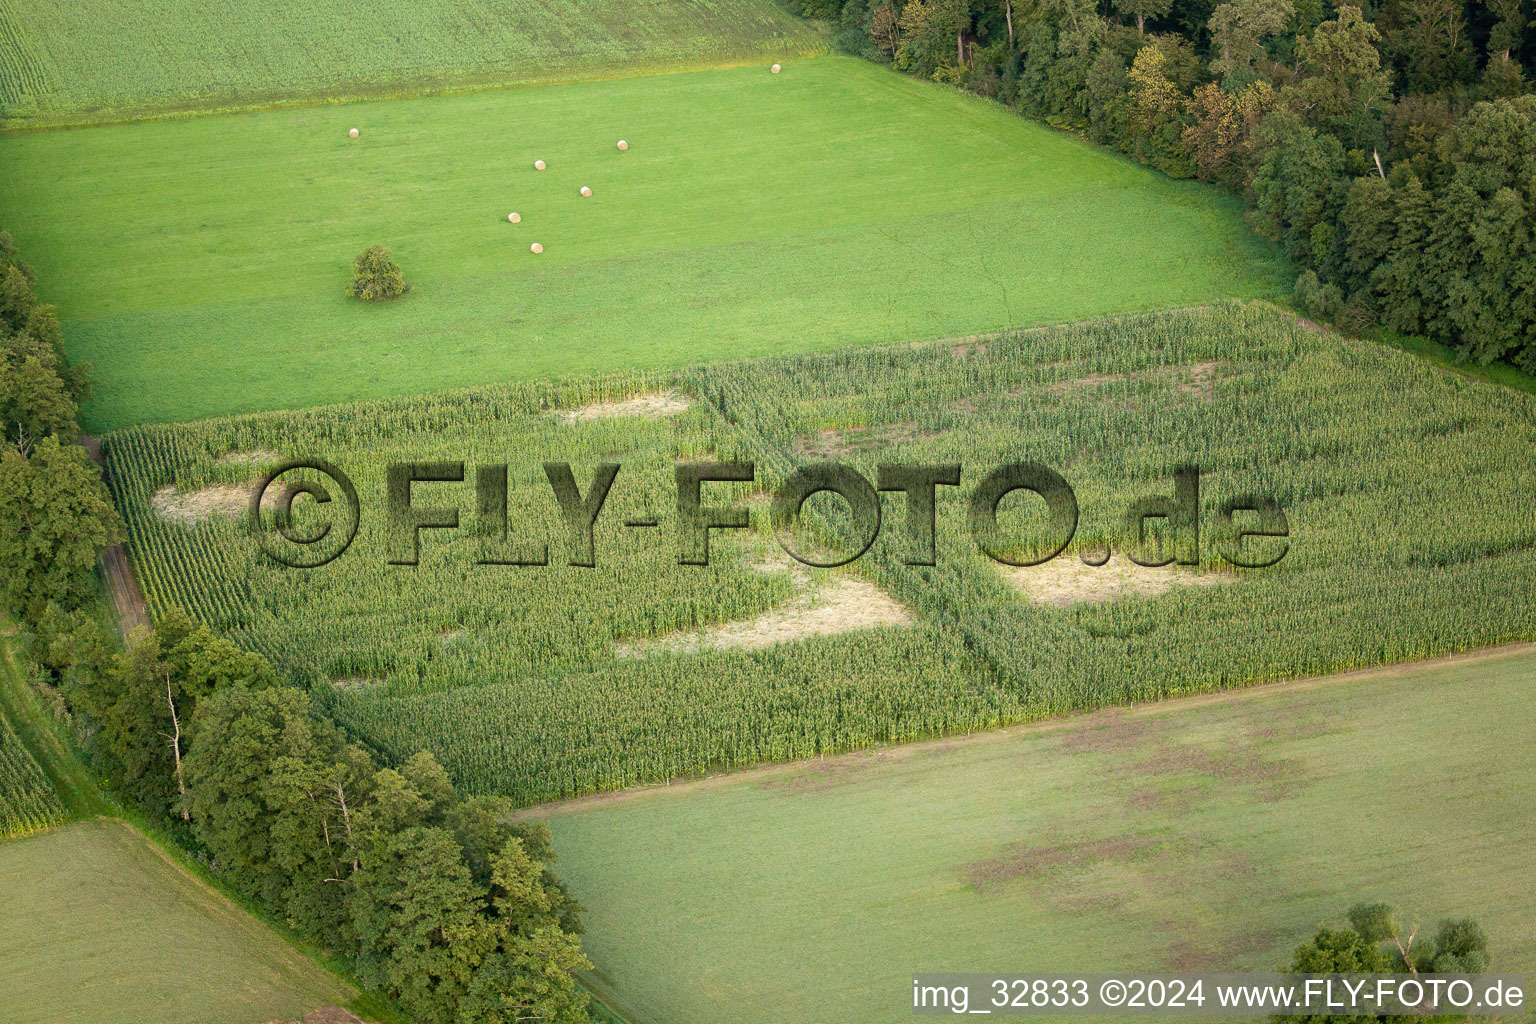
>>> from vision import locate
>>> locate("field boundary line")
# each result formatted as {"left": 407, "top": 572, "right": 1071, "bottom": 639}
{"left": 0, "top": 625, "right": 111, "bottom": 818}
{"left": 521, "top": 640, "right": 1536, "bottom": 819}
{"left": 80, "top": 435, "right": 149, "bottom": 637}
{"left": 0, "top": 47, "right": 831, "bottom": 134}
{"left": 106, "top": 817, "right": 362, "bottom": 997}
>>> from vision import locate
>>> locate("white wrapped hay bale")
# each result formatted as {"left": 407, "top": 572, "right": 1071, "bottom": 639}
{"left": 534, "top": 159, "right": 546, "bottom": 170}
{"left": 349, "top": 128, "right": 359, "bottom": 138}
{"left": 616, "top": 140, "right": 628, "bottom": 151}
{"left": 579, "top": 186, "right": 592, "bottom": 197}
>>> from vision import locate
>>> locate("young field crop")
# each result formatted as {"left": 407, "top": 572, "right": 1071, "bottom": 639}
{"left": 0, "top": 0, "right": 825, "bottom": 127}
{"left": 0, "top": 819, "right": 356, "bottom": 1024}
{"left": 0, "top": 634, "right": 71, "bottom": 839}
{"left": 530, "top": 646, "right": 1536, "bottom": 1024}
{"left": 0, "top": 708, "right": 64, "bottom": 838}
{"left": 0, "top": 57, "right": 1289, "bottom": 432}
{"left": 103, "top": 303, "right": 1536, "bottom": 805}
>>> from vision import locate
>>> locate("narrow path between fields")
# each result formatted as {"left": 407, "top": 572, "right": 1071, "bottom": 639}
{"left": 80, "top": 435, "right": 149, "bottom": 637}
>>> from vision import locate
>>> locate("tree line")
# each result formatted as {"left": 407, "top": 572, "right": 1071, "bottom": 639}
{"left": 1277, "top": 903, "right": 1493, "bottom": 1022}
{"left": 784, "top": 0, "right": 1536, "bottom": 372}
{"left": 0, "top": 231, "right": 595, "bottom": 1024}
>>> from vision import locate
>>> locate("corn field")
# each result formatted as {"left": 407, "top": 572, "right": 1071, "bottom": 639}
{"left": 0, "top": 710, "right": 64, "bottom": 838}
{"left": 104, "top": 303, "right": 1536, "bottom": 805}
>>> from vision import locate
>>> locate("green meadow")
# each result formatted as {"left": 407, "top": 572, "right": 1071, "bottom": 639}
{"left": 0, "top": 57, "right": 1288, "bottom": 431}
{"left": 532, "top": 648, "right": 1536, "bottom": 1024}
{"left": 0, "top": 0, "right": 825, "bottom": 126}
{"left": 0, "top": 819, "right": 355, "bottom": 1024}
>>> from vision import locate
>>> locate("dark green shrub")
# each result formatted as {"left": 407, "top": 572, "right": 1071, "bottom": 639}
{"left": 346, "top": 244, "right": 408, "bottom": 302}
{"left": 1294, "top": 270, "right": 1342, "bottom": 321}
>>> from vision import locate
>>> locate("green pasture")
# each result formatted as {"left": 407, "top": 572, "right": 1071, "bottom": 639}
{"left": 0, "top": 57, "right": 1288, "bottom": 432}
{"left": 533, "top": 647, "right": 1536, "bottom": 1024}
{"left": 103, "top": 304, "right": 1536, "bottom": 804}
{"left": 0, "top": 0, "right": 824, "bottom": 127}
{"left": 0, "top": 818, "right": 354, "bottom": 1024}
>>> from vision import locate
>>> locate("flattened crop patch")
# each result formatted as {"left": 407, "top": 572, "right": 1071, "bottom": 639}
{"left": 616, "top": 575, "right": 912, "bottom": 657}
{"left": 558, "top": 390, "right": 690, "bottom": 423}
{"left": 1003, "top": 556, "right": 1227, "bottom": 607}
{"left": 152, "top": 481, "right": 289, "bottom": 524}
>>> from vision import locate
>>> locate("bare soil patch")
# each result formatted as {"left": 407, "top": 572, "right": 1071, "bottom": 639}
{"left": 1136, "top": 744, "right": 1299, "bottom": 799}
{"left": 558, "top": 390, "right": 690, "bottom": 423}
{"left": 1164, "top": 925, "right": 1276, "bottom": 971}
{"left": 965, "top": 835, "right": 1162, "bottom": 889}
{"left": 100, "top": 543, "right": 149, "bottom": 637}
{"left": 1003, "top": 555, "right": 1227, "bottom": 607}
{"left": 1060, "top": 711, "right": 1158, "bottom": 755}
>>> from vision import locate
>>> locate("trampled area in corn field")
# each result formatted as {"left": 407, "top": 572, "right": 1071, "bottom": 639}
{"left": 102, "top": 303, "right": 1536, "bottom": 804}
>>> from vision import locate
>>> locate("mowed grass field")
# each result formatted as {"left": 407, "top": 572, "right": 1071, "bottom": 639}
{"left": 0, "top": 57, "right": 1288, "bottom": 431}
{"left": 0, "top": 819, "right": 355, "bottom": 1024}
{"left": 0, "top": 0, "right": 825, "bottom": 126}
{"left": 532, "top": 648, "right": 1536, "bottom": 1024}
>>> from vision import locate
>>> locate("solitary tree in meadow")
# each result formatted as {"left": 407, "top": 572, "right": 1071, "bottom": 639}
{"left": 347, "top": 244, "right": 408, "bottom": 302}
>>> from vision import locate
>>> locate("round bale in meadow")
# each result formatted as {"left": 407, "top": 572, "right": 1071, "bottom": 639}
{"left": 534, "top": 159, "right": 547, "bottom": 170}
{"left": 771, "top": 63, "right": 781, "bottom": 73}
{"left": 579, "top": 186, "right": 592, "bottom": 197}
{"left": 530, "top": 242, "right": 543, "bottom": 254}
{"left": 617, "top": 139, "right": 628, "bottom": 151}
{"left": 349, "top": 128, "right": 359, "bottom": 138}
{"left": 507, "top": 212, "right": 521, "bottom": 223}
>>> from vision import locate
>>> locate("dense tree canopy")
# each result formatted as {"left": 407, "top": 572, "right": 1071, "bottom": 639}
{"left": 0, "top": 231, "right": 88, "bottom": 444}
{"left": 786, "top": 0, "right": 1536, "bottom": 370}
{"left": 1275, "top": 903, "right": 1493, "bottom": 1023}
{"left": 0, "top": 230, "right": 121, "bottom": 633}
{"left": 0, "top": 434, "right": 122, "bottom": 623}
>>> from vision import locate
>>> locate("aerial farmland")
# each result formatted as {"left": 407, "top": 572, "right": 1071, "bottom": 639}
{"left": 2, "top": 1, "right": 1533, "bottom": 1023}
